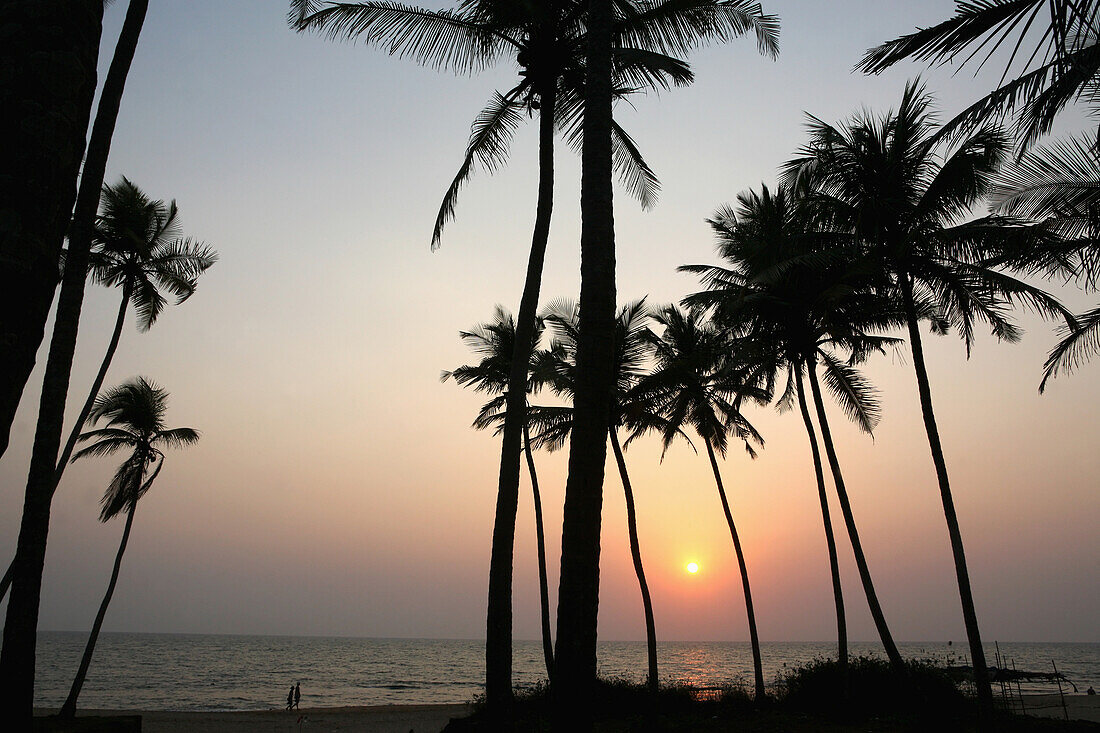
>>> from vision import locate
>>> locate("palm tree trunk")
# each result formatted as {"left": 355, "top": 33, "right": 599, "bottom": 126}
{"left": 523, "top": 422, "right": 554, "bottom": 681}
{"left": 58, "top": 503, "right": 139, "bottom": 718}
{"left": 0, "top": 0, "right": 103, "bottom": 460}
{"left": 609, "top": 428, "right": 658, "bottom": 693}
{"left": 554, "top": 0, "right": 615, "bottom": 722}
{"left": 805, "top": 361, "right": 904, "bottom": 671}
{"left": 795, "top": 369, "right": 847, "bottom": 681}
{"left": 899, "top": 274, "right": 993, "bottom": 721}
{"left": 703, "top": 438, "right": 765, "bottom": 701}
{"left": 485, "top": 82, "right": 557, "bottom": 710}
{"left": 0, "top": 4, "right": 148, "bottom": 719}
{"left": 54, "top": 282, "right": 133, "bottom": 487}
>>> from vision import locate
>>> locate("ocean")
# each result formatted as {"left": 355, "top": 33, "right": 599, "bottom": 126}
{"left": 34, "top": 632, "right": 1099, "bottom": 712}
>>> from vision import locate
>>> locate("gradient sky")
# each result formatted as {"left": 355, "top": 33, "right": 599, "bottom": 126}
{"left": 1, "top": 0, "right": 1097, "bottom": 645}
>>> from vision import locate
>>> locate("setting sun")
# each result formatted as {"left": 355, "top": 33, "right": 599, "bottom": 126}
{"left": 686, "top": 562, "right": 699, "bottom": 574}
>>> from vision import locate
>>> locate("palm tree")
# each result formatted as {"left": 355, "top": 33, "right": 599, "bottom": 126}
{"left": 988, "top": 133, "right": 1100, "bottom": 388}
{"left": 0, "top": 177, "right": 216, "bottom": 604}
{"left": 783, "top": 82, "right": 1072, "bottom": 722}
{"left": 0, "top": 2, "right": 153, "bottom": 718}
{"left": 553, "top": 4, "right": 778, "bottom": 715}
{"left": 532, "top": 298, "right": 664, "bottom": 694}
{"left": 57, "top": 377, "right": 199, "bottom": 718}
{"left": 0, "top": 177, "right": 214, "bottom": 604}
{"left": 0, "top": 0, "right": 103, "bottom": 461}
{"left": 635, "top": 305, "right": 769, "bottom": 701}
{"left": 859, "top": 0, "right": 1100, "bottom": 150}
{"left": 291, "top": 1, "right": 768, "bottom": 707}
{"left": 441, "top": 307, "right": 555, "bottom": 681}
{"left": 682, "top": 184, "right": 911, "bottom": 677}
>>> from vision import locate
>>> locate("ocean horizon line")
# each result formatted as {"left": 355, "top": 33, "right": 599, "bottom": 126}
{"left": 39, "top": 630, "right": 1100, "bottom": 645}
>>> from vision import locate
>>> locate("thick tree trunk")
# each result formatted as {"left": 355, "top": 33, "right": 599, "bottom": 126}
{"left": 0, "top": 4, "right": 148, "bottom": 720}
{"left": 485, "top": 84, "right": 557, "bottom": 710}
{"left": 523, "top": 422, "right": 554, "bottom": 681}
{"left": 609, "top": 428, "right": 658, "bottom": 693}
{"left": 554, "top": 0, "right": 615, "bottom": 724}
{"left": 795, "top": 369, "right": 847, "bottom": 681}
{"left": 703, "top": 438, "right": 765, "bottom": 701}
{"left": 0, "top": 287, "right": 130, "bottom": 606}
{"left": 899, "top": 274, "right": 993, "bottom": 724}
{"left": 805, "top": 361, "right": 904, "bottom": 671}
{"left": 0, "top": 0, "right": 103, "bottom": 459}
{"left": 59, "top": 503, "right": 138, "bottom": 718}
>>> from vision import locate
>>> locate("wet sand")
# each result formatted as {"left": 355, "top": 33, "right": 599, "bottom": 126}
{"left": 35, "top": 703, "right": 472, "bottom": 732}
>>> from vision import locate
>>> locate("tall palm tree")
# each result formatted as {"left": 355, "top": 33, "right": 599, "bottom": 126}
{"left": 532, "top": 298, "right": 664, "bottom": 694}
{"left": 0, "top": 177, "right": 216, "bottom": 603}
{"left": 635, "top": 305, "right": 769, "bottom": 701}
{"left": 291, "top": 1, "right": 766, "bottom": 707}
{"left": 441, "top": 307, "right": 555, "bottom": 681}
{"left": 783, "top": 82, "right": 1071, "bottom": 722}
{"left": 1, "top": 2, "right": 152, "bottom": 718}
{"left": 988, "top": 133, "right": 1100, "bottom": 388}
{"left": 0, "top": 0, "right": 103, "bottom": 461}
{"left": 859, "top": 0, "right": 1100, "bottom": 150}
{"left": 553, "top": 3, "right": 778, "bottom": 716}
{"left": 682, "top": 184, "right": 911, "bottom": 677}
{"left": 57, "top": 377, "right": 199, "bottom": 718}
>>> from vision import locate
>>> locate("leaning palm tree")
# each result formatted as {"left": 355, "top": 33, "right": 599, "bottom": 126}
{"left": 441, "top": 307, "right": 555, "bottom": 681}
{"left": 988, "top": 133, "right": 1100, "bottom": 389}
{"left": 783, "top": 82, "right": 1071, "bottom": 721}
{"left": 533, "top": 298, "right": 665, "bottom": 693}
{"left": 0, "top": 178, "right": 216, "bottom": 604}
{"left": 859, "top": 0, "right": 1100, "bottom": 150}
{"left": 635, "top": 305, "right": 770, "bottom": 701}
{"left": 682, "top": 184, "right": 911, "bottom": 678}
{"left": 0, "top": 3, "right": 153, "bottom": 717}
{"left": 57, "top": 377, "right": 199, "bottom": 718}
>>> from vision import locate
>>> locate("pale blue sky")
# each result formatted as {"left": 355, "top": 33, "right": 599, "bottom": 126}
{"left": 1, "top": 1, "right": 1097, "bottom": 644}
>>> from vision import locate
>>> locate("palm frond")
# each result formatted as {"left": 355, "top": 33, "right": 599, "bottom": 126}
{"left": 431, "top": 88, "right": 526, "bottom": 249}
{"left": 292, "top": 1, "right": 506, "bottom": 73}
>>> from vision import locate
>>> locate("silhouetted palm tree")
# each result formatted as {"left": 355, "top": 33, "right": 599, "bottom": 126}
{"left": 0, "top": 177, "right": 215, "bottom": 604}
{"left": 859, "top": 0, "right": 1100, "bottom": 149}
{"left": 783, "top": 82, "right": 1071, "bottom": 721}
{"left": 554, "top": 3, "right": 778, "bottom": 714}
{"left": 988, "top": 133, "right": 1100, "bottom": 388}
{"left": 441, "top": 307, "right": 555, "bottom": 680}
{"left": 291, "top": 2, "right": 752, "bottom": 706}
{"left": 58, "top": 377, "right": 199, "bottom": 718}
{"left": 0, "top": 3, "right": 152, "bottom": 717}
{"left": 636, "top": 305, "right": 769, "bottom": 701}
{"left": 682, "top": 184, "right": 910, "bottom": 677}
{"left": 533, "top": 298, "right": 664, "bottom": 693}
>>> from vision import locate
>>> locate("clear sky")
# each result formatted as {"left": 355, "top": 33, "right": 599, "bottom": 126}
{"left": 1, "top": 0, "right": 1097, "bottom": 644}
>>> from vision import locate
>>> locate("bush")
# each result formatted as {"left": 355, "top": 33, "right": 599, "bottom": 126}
{"left": 779, "top": 655, "right": 969, "bottom": 722}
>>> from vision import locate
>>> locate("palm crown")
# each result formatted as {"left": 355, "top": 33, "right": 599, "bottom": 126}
{"left": 73, "top": 377, "right": 200, "bottom": 522}
{"left": 89, "top": 178, "right": 218, "bottom": 332}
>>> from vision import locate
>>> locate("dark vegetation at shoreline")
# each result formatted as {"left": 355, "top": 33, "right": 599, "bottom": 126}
{"left": 445, "top": 659, "right": 1099, "bottom": 732}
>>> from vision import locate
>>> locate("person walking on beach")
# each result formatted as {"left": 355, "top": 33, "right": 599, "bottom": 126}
{"left": 286, "top": 685, "right": 294, "bottom": 710}
{"left": 294, "top": 682, "right": 301, "bottom": 709}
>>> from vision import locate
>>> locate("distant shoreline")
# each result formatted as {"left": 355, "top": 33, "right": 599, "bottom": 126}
{"left": 33, "top": 695, "right": 1100, "bottom": 729}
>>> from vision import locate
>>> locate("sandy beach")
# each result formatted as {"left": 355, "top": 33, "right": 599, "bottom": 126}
{"left": 1014, "top": 694, "right": 1100, "bottom": 724}
{"left": 35, "top": 703, "right": 472, "bottom": 732}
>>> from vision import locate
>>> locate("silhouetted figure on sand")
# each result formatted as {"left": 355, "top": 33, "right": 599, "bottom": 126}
{"left": 294, "top": 682, "right": 301, "bottom": 709}
{"left": 286, "top": 685, "right": 294, "bottom": 710}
